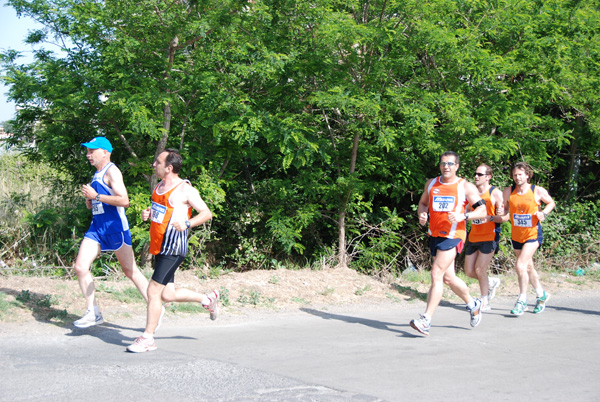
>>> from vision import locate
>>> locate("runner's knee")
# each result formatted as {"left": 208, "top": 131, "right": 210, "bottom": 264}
{"left": 161, "top": 293, "right": 175, "bottom": 303}
{"left": 464, "top": 267, "right": 477, "bottom": 279}
{"left": 161, "top": 287, "right": 176, "bottom": 303}
{"left": 515, "top": 261, "right": 528, "bottom": 274}
{"left": 120, "top": 266, "right": 136, "bottom": 280}
{"left": 73, "top": 261, "right": 90, "bottom": 277}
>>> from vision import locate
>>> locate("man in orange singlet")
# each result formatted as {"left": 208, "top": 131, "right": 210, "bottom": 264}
{"left": 410, "top": 151, "right": 488, "bottom": 336}
{"left": 499, "top": 162, "right": 555, "bottom": 316}
{"left": 127, "top": 149, "right": 219, "bottom": 353}
{"left": 464, "top": 164, "right": 504, "bottom": 311}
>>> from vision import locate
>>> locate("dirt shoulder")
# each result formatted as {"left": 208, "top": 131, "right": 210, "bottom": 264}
{"left": 1, "top": 266, "right": 599, "bottom": 329}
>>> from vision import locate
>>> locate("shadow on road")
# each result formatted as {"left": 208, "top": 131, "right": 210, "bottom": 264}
{"left": 0, "top": 286, "right": 197, "bottom": 349}
{"left": 0, "top": 286, "right": 76, "bottom": 328}
{"left": 300, "top": 307, "right": 423, "bottom": 337}
{"left": 390, "top": 283, "right": 428, "bottom": 302}
{"left": 66, "top": 322, "right": 198, "bottom": 349}
{"left": 546, "top": 304, "right": 600, "bottom": 316}
{"left": 65, "top": 321, "right": 144, "bottom": 347}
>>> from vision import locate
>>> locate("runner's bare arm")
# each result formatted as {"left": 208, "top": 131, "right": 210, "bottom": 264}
{"left": 535, "top": 186, "right": 555, "bottom": 221}
{"left": 491, "top": 187, "right": 504, "bottom": 222}
{"left": 186, "top": 186, "right": 212, "bottom": 227}
{"left": 82, "top": 166, "right": 130, "bottom": 207}
{"left": 171, "top": 184, "right": 213, "bottom": 231}
{"left": 494, "top": 187, "right": 511, "bottom": 223}
{"left": 141, "top": 207, "right": 151, "bottom": 221}
{"left": 449, "top": 182, "right": 486, "bottom": 222}
{"left": 417, "top": 179, "right": 432, "bottom": 226}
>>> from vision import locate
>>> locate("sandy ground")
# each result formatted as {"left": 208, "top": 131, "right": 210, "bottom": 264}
{"left": 2, "top": 265, "right": 599, "bottom": 329}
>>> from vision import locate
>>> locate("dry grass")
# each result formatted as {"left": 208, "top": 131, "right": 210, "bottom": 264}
{"left": 1, "top": 264, "right": 599, "bottom": 327}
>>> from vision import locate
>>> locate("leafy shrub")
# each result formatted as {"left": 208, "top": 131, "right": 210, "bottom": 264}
{"left": 348, "top": 207, "right": 429, "bottom": 277}
{"left": 538, "top": 201, "right": 600, "bottom": 270}
{"left": 0, "top": 153, "right": 86, "bottom": 270}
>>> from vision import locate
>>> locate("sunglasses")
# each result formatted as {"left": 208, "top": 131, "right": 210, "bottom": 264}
{"left": 474, "top": 172, "right": 488, "bottom": 177}
{"left": 439, "top": 162, "right": 457, "bottom": 167}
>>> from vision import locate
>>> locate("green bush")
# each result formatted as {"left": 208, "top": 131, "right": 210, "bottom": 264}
{"left": 2, "top": 151, "right": 599, "bottom": 281}
{"left": 348, "top": 207, "right": 429, "bottom": 277}
{"left": 0, "top": 153, "right": 85, "bottom": 270}
{"left": 539, "top": 201, "right": 600, "bottom": 270}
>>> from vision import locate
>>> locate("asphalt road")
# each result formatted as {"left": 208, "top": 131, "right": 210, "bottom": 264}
{"left": 2, "top": 294, "right": 599, "bottom": 401}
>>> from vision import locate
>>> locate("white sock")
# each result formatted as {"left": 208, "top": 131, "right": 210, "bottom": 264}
{"left": 481, "top": 296, "right": 489, "bottom": 305}
{"left": 535, "top": 287, "right": 544, "bottom": 298}
{"left": 518, "top": 294, "right": 527, "bottom": 302}
{"left": 142, "top": 332, "right": 153, "bottom": 340}
{"left": 422, "top": 313, "right": 431, "bottom": 322}
{"left": 201, "top": 296, "right": 210, "bottom": 306}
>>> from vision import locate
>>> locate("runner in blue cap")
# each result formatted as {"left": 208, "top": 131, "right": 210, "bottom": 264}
{"left": 72, "top": 137, "right": 150, "bottom": 328}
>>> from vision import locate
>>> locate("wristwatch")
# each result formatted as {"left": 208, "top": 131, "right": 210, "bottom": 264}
{"left": 95, "top": 194, "right": 101, "bottom": 202}
{"left": 185, "top": 220, "right": 191, "bottom": 229}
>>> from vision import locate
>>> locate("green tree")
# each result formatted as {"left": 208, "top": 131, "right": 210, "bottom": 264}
{"left": 1, "top": 0, "right": 599, "bottom": 272}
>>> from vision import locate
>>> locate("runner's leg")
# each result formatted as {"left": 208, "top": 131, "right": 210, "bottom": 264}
{"left": 114, "top": 244, "right": 149, "bottom": 302}
{"left": 73, "top": 238, "right": 101, "bottom": 309}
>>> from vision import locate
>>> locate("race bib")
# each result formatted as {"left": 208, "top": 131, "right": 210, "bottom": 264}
{"left": 432, "top": 196, "right": 455, "bottom": 212}
{"left": 151, "top": 202, "right": 167, "bottom": 224}
{"left": 91, "top": 200, "right": 104, "bottom": 215}
{"left": 513, "top": 213, "right": 532, "bottom": 227}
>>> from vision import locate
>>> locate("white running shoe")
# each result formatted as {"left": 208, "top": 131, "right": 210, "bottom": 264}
{"left": 203, "top": 290, "right": 220, "bottom": 321}
{"left": 488, "top": 277, "right": 501, "bottom": 301}
{"left": 480, "top": 302, "right": 491, "bottom": 312}
{"left": 73, "top": 309, "right": 104, "bottom": 328}
{"left": 127, "top": 336, "right": 157, "bottom": 353}
{"left": 409, "top": 314, "right": 431, "bottom": 336}
{"left": 467, "top": 299, "right": 483, "bottom": 327}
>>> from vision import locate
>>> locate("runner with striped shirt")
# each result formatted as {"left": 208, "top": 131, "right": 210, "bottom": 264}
{"left": 127, "top": 148, "right": 219, "bottom": 353}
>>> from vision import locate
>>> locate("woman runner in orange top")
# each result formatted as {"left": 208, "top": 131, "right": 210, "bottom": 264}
{"left": 499, "top": 162, "right": 555, "bottom": 316}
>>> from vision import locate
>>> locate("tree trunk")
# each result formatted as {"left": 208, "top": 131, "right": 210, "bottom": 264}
{"left": 141, "top": 36, "right": 178, "bottom": 267}
{"left": 568, "top": 115, "right": 585, "bottom": 201}
{"left": 337, "top": 133, "right": 360, "bottom": 267}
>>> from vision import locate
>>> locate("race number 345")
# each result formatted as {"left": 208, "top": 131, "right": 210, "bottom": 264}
{"left": 513, "top": 213, "right": 532, "bottom": 227}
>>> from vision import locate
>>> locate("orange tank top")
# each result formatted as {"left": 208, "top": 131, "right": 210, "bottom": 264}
{"left": 427, "top": 177, "right": 468, "bottom": 241}
{"left": 149, "top": 180, "right": 192, "bottom": 256}
{"left": 509, "top": 184, "right": 540, "bottom": 243}
{"left": 468, "top": 186, "right": 500, "bottom": 243}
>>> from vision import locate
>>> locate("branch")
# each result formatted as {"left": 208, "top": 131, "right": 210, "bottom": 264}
{"left": 109, "top": 119, "right": 150, "bottom": 181}
{"left": 218, "top": 156, "right": 229, "bottom": 179}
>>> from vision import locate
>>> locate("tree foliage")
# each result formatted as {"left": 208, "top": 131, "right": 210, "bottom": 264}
{"left": 1, "top": 0, "right": 599, "bottom": 271}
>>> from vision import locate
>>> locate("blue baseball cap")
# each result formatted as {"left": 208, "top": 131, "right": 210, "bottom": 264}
{"left": 81, "top": 136, "right": 113, "bottom": 153}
